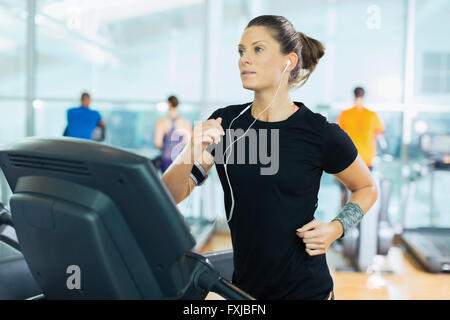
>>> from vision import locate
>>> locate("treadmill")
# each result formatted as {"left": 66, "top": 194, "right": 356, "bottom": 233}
{"left": 401, "top": 133, "right": 450, "bottom": 273}
{"left": 401, "top": 228, "right": 450, "bottom": 273}
{"left": 0, "top": 137, "right": 248, "bottom": 300}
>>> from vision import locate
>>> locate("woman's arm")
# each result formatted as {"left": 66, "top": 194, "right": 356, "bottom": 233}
{"left": 161, "top": 117, "right": 224, "bottom": 204}
{"left": 297, "top": 156, "right": 378, "bottom": 256}
{"left": 161, "top": 145, "right": 214, "bottom": 204}
{"left": 334, "top": 155, "right": 378, "bottom": 214}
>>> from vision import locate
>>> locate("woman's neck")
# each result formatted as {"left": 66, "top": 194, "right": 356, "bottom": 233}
{"left": 169, "top": 108, "right": 178, "bottom": 118}
{"left": 252, "top": 87, "right": 295, "bottom": 122}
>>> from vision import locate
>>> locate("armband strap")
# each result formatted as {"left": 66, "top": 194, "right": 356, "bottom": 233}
{"left": 190, "top": 161, "right": 208, "bottom": 186}
{"left": 331, "top": 202, "right": 365, "bottom": 238}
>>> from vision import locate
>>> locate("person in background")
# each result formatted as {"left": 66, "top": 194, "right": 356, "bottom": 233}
{"left": 154, "top": 95, "right": 192, "bottom": 173}
{"left": 66, "top": 92, "right": 105, "bottom": 140}
{"left": 337, "top": 87, "right": 385, "bottom": 208}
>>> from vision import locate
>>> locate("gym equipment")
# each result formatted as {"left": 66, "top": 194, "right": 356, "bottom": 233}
{"left": 204, "top": 249, "right": 234, "bottom": 282}
{"left": 0, "top": 203, "right": 19, "bottom": 251}
{"left": 0, "top": 137, "right": 251, "bottom": 300}
{"left": 91, "top": 126, "right": 106, "bottom": 142}
{"left": 400, "top": 133, "right": 450, "bottom": 273}
{"left": 337, "top": 173, "right": 396, "bottom": 272}
{"left": 0, "top": 203, "right": 42, "bottom": 299}
{"left": 401, "top": 228, "right": 450, "bottom": 273}
{"left": 0, "top": 202, "right": 238, "bottom": 299}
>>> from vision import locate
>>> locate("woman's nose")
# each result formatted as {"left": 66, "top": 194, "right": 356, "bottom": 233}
{"left": 240, "top": 55, "right": 252, "bottom": 66}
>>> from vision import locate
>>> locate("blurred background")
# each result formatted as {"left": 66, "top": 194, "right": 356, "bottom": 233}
{"left": 0, "top": 0, "right": 449, "bottom": 299}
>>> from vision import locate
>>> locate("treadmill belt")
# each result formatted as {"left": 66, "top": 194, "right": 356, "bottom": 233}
{"left": 403, "top": 232, "right": 450, "bottom": 257}
{"left": 402, "top": 228, "right": 450, "bottom": 273}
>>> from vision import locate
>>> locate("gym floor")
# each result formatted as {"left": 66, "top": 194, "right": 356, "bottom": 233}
{"left": 198, "top": 231, "right": 450, "bottom": 300}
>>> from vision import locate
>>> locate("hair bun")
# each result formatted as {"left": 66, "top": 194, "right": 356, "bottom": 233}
{"left": 297, "top": 32, "right": 325, "bottom": 69}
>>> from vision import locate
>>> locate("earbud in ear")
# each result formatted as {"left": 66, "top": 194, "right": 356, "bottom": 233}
{"left": 283, "top": 60, "right": 291, "bottom": 73}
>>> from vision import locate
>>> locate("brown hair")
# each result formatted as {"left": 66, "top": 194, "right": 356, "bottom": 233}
{"left": 246, "top": 15, "right": 325, "bottom": 89}
{"left": 81, "top": 92, "right": 90, "bottom": 101}
{"left": 354, "top": 87, "right": 365, "bottom": 98}
{"left": 167, "top": 95, "right": 179, "bottom": 108}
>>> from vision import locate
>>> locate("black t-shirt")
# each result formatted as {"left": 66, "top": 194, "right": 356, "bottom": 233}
{"left": 205, "top": 101, "right": 358, "bottom": 300}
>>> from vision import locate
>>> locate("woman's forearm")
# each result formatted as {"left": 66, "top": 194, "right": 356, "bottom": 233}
{"left": 347, "top": 184, "right": 378, "bottom": 214}
{"left": 161, "top": 144, "right": 195, "bottom": 204}
{"left": 328, "top": 157, "right": 379, "bottom": 239}
{"left": 162, "top": 117, "right": 222, "bottom": 204}
{"left": 330, "top": 184, "right": 378, "bottom": 238}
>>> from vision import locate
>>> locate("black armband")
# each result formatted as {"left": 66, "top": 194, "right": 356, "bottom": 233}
{"left": 190, "top": 161, "right": 208, "bottom": 186}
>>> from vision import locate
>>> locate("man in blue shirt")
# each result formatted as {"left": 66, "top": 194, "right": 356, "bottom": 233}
{"left": 66, "top": 93, "right": 105, "bottom": 140}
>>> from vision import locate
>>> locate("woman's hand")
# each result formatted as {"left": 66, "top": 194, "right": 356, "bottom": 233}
{"left": 190, "top": 117, "right": 225, "bottom": 162}
{"left": 296, "top": 220, "right": 344, "bottom": 256}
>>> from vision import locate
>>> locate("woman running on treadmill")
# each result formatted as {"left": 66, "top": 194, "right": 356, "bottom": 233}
{"left": 154, "top": 96, "right": 192, "bottom": 173}
{"left": 161, "top": 15, "right": 378, "bottom": 300}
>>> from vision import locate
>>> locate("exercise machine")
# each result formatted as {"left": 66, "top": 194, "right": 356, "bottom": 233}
{"left": 0, "top": 137, "right": 249, "bottom": 299}
{"left": 0, "top": 203, "right": 42, "bottom": 299}
{"left": 401, "top": 133, "right": 450, "bottom": 273}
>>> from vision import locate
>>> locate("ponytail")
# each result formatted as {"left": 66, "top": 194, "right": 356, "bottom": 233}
{"left": 289, "top": 32, "right": 325, "bottom": 89}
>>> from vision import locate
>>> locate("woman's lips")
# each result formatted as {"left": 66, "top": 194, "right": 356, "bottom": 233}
{"left": 241, "top": 71, "right": 256, "bottom": 77}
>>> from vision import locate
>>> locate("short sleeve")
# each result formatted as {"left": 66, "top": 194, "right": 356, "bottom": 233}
{"left": 205, "top": 108, "right": 221, "bottom": 157}
{"left": 322, "top": 122, "right": 358, "bottom": 174}
{"left": 373, "top": 112, "right": 384, "bottom": 133}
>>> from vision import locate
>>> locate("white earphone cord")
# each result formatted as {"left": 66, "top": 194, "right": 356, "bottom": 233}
{"left": 223, "top": 62, "right": 290, "bottom": 222}
{"left": 182, "top": 61, "right": 290, "bottom": 226}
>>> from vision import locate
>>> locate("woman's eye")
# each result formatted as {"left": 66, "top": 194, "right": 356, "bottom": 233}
{"left": 238, "top": 47, "right": 262, "bottom": 56}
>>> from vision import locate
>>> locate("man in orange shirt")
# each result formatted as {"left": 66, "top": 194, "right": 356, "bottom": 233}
{"left": 337, "top": 87, "right": 385, "bottom": 208}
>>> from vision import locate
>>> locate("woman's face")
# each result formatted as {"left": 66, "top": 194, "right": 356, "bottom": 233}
{"left": 238, "top": 26, "right": 287, "bottom": 91}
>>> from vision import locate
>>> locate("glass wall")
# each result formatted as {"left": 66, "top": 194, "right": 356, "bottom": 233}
{"left": 0, "top": 100, "right": 27, "bottom": 146}
{"left": 0, "top": 0, "right": 449, "bottom": 230}
{"left": 0, "top": 0, "right": 27, "bottom": 144}
{"left": 402, "top": 110, "right": 450, "bottom": 228}
{"left": 207, "top": 0, "right": 406, "bottom": 107}
{"left": 0, "top": 0, "right": 27, "bottom": 204}
{"left": 35, "top": 0, "right": 205, "bottom": 101}
{"left": 414, "top": 0, "right": 450, "bottom": 104}
{"left": 34, "top": 98, "right": 200, "bottom": 151}
{"left": 0, "top": 0, "right": 26, "bottom": 98}
{"left": 400, "top": 0, "right": 450, "bottom": 228}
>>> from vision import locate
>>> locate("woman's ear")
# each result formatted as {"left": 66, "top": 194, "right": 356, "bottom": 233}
{"left": 287, "top": 53, "right": 299, "bottom": 71}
